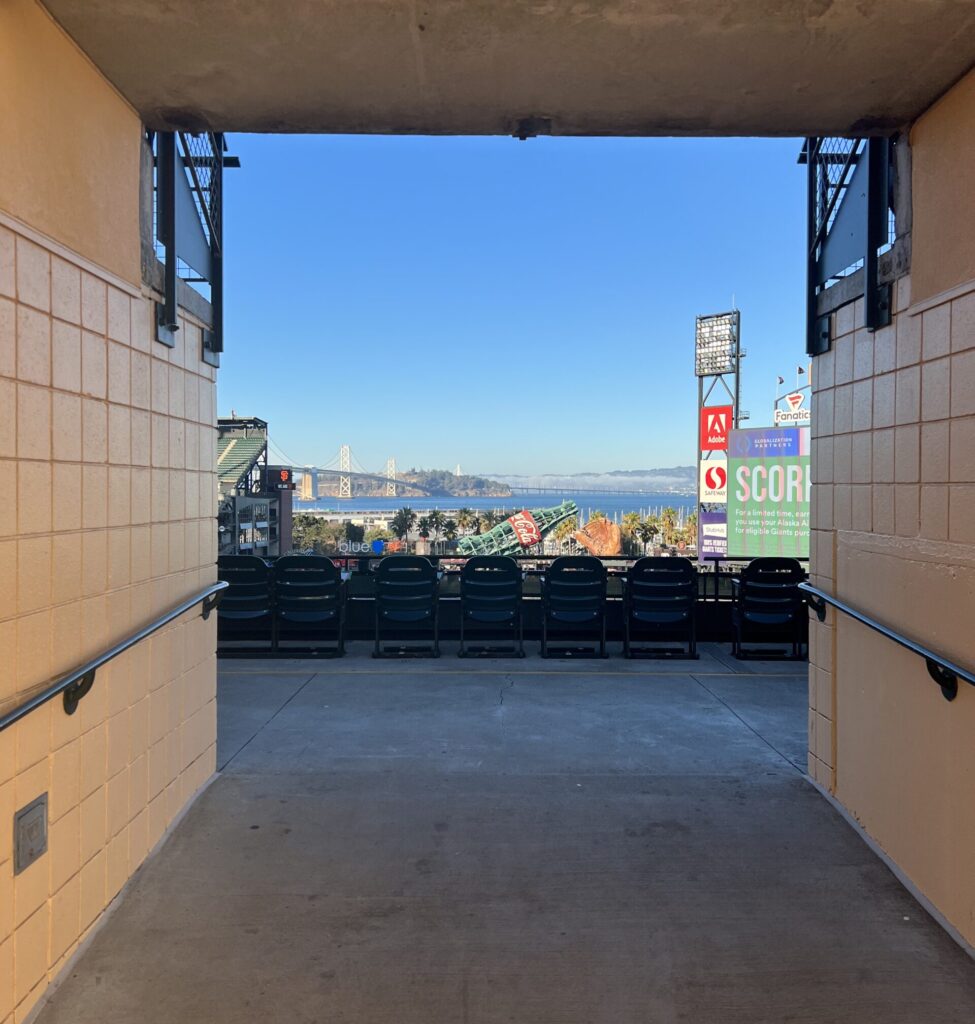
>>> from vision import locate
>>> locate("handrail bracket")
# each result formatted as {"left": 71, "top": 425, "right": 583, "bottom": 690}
{"left": 63, "top": 669, "right": 96, "bottom": 715}
{"left": 202, "top": 591, "right": 223, "bottom": 620}
{"left": 805, "top": 592, "right": 828, "bottom": 622}
{"left": 926, "top": 659, "right": 958, "bottom": 702}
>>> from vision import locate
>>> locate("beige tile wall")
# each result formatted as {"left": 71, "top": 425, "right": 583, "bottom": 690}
{"left": 809, "top": 272, "right": 975, "bottom": 945}
{"left": 0, "top": 214, "right": 218, "bottom": 1024}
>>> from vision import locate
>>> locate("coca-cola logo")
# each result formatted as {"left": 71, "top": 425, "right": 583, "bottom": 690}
{"left": 507, "top": 511, "right": 542, "bottom": 547}
{"left": 704, "top": 465, "right": 726, "bottom": 490}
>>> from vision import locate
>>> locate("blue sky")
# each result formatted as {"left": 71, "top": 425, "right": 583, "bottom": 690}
{"left": 220, "top": 135, "right": 807, "bottom": 476}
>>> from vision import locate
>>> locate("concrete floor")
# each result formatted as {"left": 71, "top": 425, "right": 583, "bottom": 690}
{"left": 36, "top": 644, "right": 975, "bottom": 1023}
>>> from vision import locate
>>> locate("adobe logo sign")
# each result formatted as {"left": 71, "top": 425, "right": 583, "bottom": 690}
{"left": 700, "top": 405, "right": 733, "bottom": 450}
{"left": 699, "top": 459, "right": 728, "bottom": 502}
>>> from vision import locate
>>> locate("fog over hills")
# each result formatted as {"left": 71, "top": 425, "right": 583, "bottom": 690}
{"left": 486, "top": 466, "right": 696, "bottom": 493}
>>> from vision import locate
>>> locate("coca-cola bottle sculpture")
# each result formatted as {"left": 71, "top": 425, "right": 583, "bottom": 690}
{"left": 456, "top": 501, "right": 578, "bottom": 556}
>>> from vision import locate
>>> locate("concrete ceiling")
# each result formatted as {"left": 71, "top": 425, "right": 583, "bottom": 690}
{"left": 42, "top": 1, "right": 975, "bottom": 136}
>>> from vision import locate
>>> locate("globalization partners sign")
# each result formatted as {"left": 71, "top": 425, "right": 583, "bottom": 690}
{"left": 726, "top": 427, "right": 811, "bottom": 558}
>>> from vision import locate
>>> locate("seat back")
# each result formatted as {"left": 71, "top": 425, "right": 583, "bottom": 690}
{"left": 217, "top": 555, "right": 273, "bottom": 620}
{"left": 273, "top": 555, "right": 341, "bottom": 622}
{"left": 738, "top": 557, "right": 805, "bottom": 624}
{"left": 374, "top": 555, "right": 439, "bottom": 622}
{"left": 543, "top": 556, "right": 607, "bottom": 622}
{"left": 460, "top": 556, "right": 522, "bottom": 623}
{"left": 627, "top": 556, "right": 697, "bottom": 624}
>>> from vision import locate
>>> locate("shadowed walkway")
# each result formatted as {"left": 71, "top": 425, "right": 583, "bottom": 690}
{"left": 34, "top": 644, "right": 975, "bottom": 1023}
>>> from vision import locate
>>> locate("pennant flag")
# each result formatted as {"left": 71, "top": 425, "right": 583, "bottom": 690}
{"left": 777, "top": 376, "right": 785, "bottom": 385}
{"left": 797, "top": 365, "right": 805, "bottom": 375}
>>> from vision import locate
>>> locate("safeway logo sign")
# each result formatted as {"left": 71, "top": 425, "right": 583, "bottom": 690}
{"left": 774, "top": 392, "right": 811, "bottom": 425}
{"left": 700, "top": 405, "right": 733, "bottom": 451}
{"left": 699, "top": 459, "right": 728, "bottom": 502}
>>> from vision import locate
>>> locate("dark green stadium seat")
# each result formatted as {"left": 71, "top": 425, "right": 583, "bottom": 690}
{"left": 540, "top": 556, "right": 607, "bottom": 658}
{"left": 373, "top": 556, "right": 440, "bottom": 657}
{"left": 732, "top": 557, "right": 807, "bottom": 659}
{"left": 623, "top": 557, "right": 699, "bottom": 659}
{"left": 459, "top": 556, "right": 524, "bottom": 657}
{"left": 216, "top": 555, "right": 273, "bottom": 649}
{"left": 272, "top": 555, "right": 345, "bottom": 655}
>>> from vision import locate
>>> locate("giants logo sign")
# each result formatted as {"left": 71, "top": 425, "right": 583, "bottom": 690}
{"left": 699, "top": 459, "right": 728, "bottom": 502}
{"left": 700, "top": 405, "right": 733, "bottom": 450}
{"left": 507, "top": 511, "right": 542, "bottom": 547}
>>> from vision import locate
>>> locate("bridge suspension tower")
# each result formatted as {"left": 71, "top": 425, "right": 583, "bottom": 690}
{"left": 385, "top": 457, "right": 397, "bottom": 497}
{"left": 338, "top": 444, "right": 352, "bottom": 499}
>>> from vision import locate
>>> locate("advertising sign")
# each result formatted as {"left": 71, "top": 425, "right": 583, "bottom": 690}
{"left": 774, "top": 392, "right": 811, "bottom": 425}
{"left": 262, "top": 466, "right": 296, "bottom": 491}
{"left": 698, "top": 508, "right": 728, "bottom": 558}
{"left": 727, "top": 427, "right": 810, "bottom": 558}
{"left": 507, "top": 510, "right": 542, "bottom": 548}
{"left": 730, "top": 428, "right": 800, "bottom": 459}
{"left": 699, "top": 459, "right": 728, "bottom": 503}
{"left": 700, "top": 405, "right": 733, "bottom": 451}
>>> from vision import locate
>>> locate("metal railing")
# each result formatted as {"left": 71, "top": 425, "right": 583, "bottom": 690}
{"left": 800, "top": 582, "right": 975, "bottom": 703}
{"left": 0, "top": 582, "right": 228, "bottom": 733}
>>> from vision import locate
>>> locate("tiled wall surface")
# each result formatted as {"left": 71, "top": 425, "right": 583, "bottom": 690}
{"left": 809, "top": 273, "right": 975, "bottom": 944}
{"left": 0, "top": 215, "right": 219, "bottom": 1024}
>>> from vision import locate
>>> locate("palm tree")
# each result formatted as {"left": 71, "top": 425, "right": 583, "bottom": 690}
{"left": 588, "top": 509, "right": 607, "bottom": 522}
{"left": 553, "top": 515, "right": 579, "bottom": 552}
{"left": 480, "top": 510, "right": 500, "bottom": 532}
{"left": 621, "top": 511, "right": 641, "bottom": 555}
{"left": 456, "top": 508, "right": 475, "bottom": 534}
{"left": 417, "top": 516, "right": 431, "bottom": 542}
{"left": 621, "top": 511, "right": 641, "bottom": 537}
{"left": 428, "top": 509, "right": 447, "bottom": 551}
{"left": 684, "top": 511, "right": 698, "bottom": 549}
{"left": 390, "top": 506, "right": 417, "bottom": 542}
{"left": 443, "top": 519, "right": 458, "bottom": 546}
{"left": 661, "top": 507, "right": 678, "bottom": 546}
{"left": 637, "top": 518, "right": 659, "bottom": 554}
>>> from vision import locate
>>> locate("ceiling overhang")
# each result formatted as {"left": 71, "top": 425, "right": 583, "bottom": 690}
{"left": 41, "top": 1, "right": 975, "bottom": 136}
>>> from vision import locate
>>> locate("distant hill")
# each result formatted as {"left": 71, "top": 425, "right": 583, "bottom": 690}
{"left": 489, "top": 466, "right": 696, "bottom": 493}
{"left": 400, "top": 469, "right": 513, "bottom": 498}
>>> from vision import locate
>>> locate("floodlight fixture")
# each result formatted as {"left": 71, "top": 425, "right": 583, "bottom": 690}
{"left": 695, "top": 311, "right": 740, "bottom": 377}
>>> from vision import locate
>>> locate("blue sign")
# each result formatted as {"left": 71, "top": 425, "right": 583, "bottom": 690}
{"left": 728, "top": 428, "right": 800, "bottom": 459}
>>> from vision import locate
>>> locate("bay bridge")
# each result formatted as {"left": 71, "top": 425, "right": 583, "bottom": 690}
{"left": 294, "top": 446, "right": 692, "bottom": 501}
{"left": 297, "top": 446, "right": 428, "bottom": 498}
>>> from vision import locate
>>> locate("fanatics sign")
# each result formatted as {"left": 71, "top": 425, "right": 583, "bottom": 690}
{"left": 773, "top": 392, "right": 811, "bottom": 425}
{"left": 700, "top": 405, "right": 733, "bottom": 451}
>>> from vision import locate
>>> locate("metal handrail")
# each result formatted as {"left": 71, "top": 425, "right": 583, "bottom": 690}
{"left": 799, "top": 581, "right": 975, "bottom": 703}
{"left": 0, "top": 581, "right": 228, "bottom": 733}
